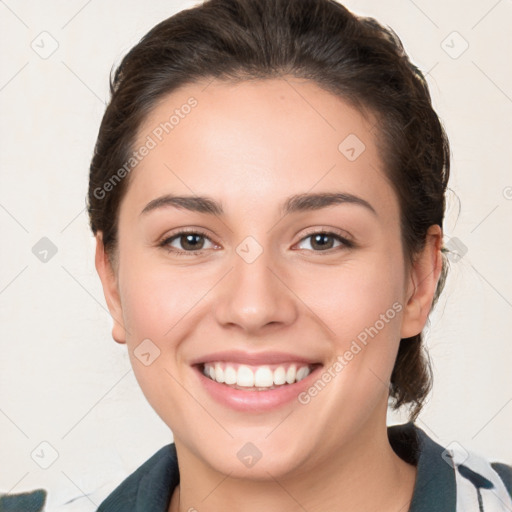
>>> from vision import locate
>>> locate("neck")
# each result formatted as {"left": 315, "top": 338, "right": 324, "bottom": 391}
{"left": 169, "top": 413, "right": 417, "bottom": 512}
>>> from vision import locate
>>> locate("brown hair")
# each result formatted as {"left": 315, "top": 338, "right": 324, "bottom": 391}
{"left": 87, "top": 0, "right": 450, "bottom": 421}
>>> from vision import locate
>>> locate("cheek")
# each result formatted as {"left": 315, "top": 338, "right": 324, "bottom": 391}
{"left": 117, "top": 259, "right": 195, "bottom": 420}
{"left": 306, "top": 252, "right": 406, "bottom": 406}
{"left": 118, "top": 257, "right": 199, "bottom": 342}
{"left": 302, "top": 252, "right": 405, "bottom": 339}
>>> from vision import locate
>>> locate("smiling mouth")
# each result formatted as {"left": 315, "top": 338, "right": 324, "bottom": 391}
{"left": 199, "top": 362, "right": 322, "bottom": 391}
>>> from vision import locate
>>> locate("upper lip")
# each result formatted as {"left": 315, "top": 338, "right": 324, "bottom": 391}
{"left": 190, "top": 350, "right": 322, "bottom": 366}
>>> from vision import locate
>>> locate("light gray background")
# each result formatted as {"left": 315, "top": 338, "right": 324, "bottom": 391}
{"left": 1, "top": 1, "right": 511, "bottom": 510}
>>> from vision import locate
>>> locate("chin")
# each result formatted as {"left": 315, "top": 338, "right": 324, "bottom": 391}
{"left": 187, "top": 433, "right": 314, "bottom": 481}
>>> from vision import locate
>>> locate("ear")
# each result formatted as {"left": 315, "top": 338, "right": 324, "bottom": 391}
{"left": 94, "top": 233, "right": 127, "bottom": 344}
{"left": 400, "top": 225, "right": 443, "bottom": 339}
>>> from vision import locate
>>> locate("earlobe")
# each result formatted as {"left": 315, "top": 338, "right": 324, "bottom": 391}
{"left": 94, "top": 233, "right": 127, "bottom": 344}
{"left": 400, "top": 225, "right": 443, "bottom": 339}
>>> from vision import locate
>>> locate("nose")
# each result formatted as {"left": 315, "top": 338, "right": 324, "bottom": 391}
{"left": 213, "top": 242, "right": 298, "bottom": 335}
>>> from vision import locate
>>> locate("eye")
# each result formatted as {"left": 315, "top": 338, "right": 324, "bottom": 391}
{"left": 159, "top": 229, "right": 217, "bottom": 256}
{"left": 295, "top": 230, "right": 354, "bottom": 253}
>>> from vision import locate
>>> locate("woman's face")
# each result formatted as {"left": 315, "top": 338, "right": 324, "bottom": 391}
{"left": 96, "top": 77, "right": 438, "bottom": 478}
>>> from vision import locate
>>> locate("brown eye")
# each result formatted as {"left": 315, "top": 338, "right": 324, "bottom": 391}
{"left": 296, "top": 231, "right": 354, "bottom": 253}
{"left": 160, "top": 230, "right": 216, "bottom": 256}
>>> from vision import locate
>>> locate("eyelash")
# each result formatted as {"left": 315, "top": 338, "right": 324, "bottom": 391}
{"left": 158, "top": 227, "right": 355, "bottom": 257}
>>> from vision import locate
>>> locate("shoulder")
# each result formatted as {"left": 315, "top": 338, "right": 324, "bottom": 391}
{"left": 388, "top": 422, "right": 512, "bottom": 511}
{"left": 490, "top": 462, "right": 512, "bottom": 498}
{"left": 0, "top": 489, "right": 47, "bottom": 512}
{"left": 97, "top": 443, "right": 179, "bottom": 512}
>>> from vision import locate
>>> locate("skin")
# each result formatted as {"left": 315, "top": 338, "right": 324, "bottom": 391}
{"left": 95, "top": 76, "right": 443, "bottom": 512}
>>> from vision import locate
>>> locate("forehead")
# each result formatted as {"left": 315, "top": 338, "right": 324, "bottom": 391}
{"left": 124, "top": 77, "right": 397, "bottom": 222}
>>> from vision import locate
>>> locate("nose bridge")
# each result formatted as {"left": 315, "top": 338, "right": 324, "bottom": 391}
{"left": 215, "top": 233, "right": 296, "bottom": 332}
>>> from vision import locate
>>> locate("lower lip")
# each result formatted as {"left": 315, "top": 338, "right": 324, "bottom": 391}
{"left": 195, "top": 365, "right": 322, "bottom": 412}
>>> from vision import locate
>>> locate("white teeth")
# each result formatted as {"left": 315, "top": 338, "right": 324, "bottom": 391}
{"left": 286, "top": 364, "right": 297, "bottom": 384}
{"left": 237, "top": 365, "right": 254, "bottom": 387}
{"left": 296, "top": 366, "right": 309, "bottom": 382}
{"left": 254, "top": 366, "right": 274, "bottom": 387}
{"left": 224, "top": 366, "right": 237, "bottom": 385}
{"left": 214, "top": 363, "right": 224, "bottom": 383}
{"left": 203, "top": 362, "right": 313, "bottom": 389}
{"left": 273, "top": 366, "right": 286, "bottom": 385}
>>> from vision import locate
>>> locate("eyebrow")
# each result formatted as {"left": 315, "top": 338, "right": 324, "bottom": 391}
{"left": 139, "top": 192, "right": 378, "bottom": 218}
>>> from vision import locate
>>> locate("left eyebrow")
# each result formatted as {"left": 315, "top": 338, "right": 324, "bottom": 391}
{"left": 139, "top": 192, "right": 378, "bottom": 218}
{"left": 140, "top": 194, "right": 223, "bottom": 217}
{"left": 281, "top": 192, "right": 377, "bottom": 217}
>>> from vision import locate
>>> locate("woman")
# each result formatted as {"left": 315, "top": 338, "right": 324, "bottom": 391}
{"left": 88, "top": 0, "right": 512, "bottom": 510}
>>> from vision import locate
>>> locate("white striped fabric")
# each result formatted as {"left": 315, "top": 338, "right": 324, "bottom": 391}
{"left": 445, "top": 443, "right": 512, "bottom": 512}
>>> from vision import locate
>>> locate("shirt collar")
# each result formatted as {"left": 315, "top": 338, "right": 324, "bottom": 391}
{"left": 389, "top": 422, "right": 456, "bottom": 512}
